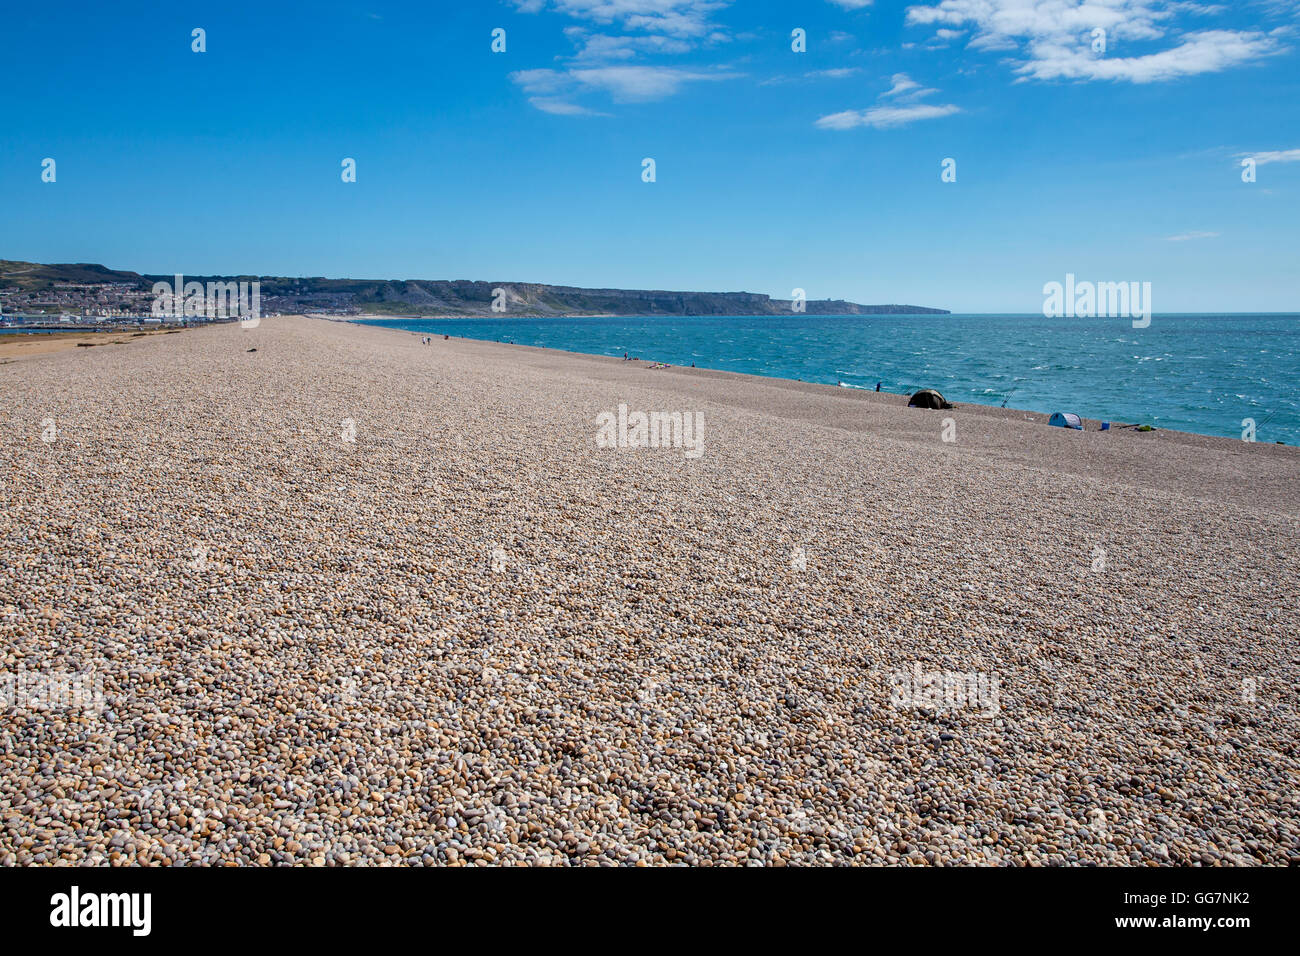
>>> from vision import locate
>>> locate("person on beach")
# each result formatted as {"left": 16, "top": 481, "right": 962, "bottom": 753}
{"left": 876, "top": 382, "right": 881, "bottom": 392}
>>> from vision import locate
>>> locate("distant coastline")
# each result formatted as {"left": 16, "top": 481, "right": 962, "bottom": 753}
{"left": 0, "top": 259, "right": 948, "bottom": 319}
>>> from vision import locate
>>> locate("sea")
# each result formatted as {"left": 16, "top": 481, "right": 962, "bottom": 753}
{"left": 358, "top": 313, "right": 1300, "bottom": 445}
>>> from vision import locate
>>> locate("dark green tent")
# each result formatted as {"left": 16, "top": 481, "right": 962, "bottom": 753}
{"left": 908, "top": 389, "right": 953, "bottom": 410}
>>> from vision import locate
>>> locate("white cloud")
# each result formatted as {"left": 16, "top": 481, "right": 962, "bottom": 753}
{"left": 904, "top": 0, "right": 1287, "bottom": 83}
{"left": 567, "top": 31, "right": 693, "bottom": 60}
{"left": 513, "top": 1, "right": 731, "bottom": 38}
{"left": 817, "top": 102, "right": 961, "bottom": 129}
{"left": 762, "top": 66, "right": 862, "bottom": 86}
{"left": 882, "top": 72, "right": 928, "bottom": 97}
{"left": 909, "top": 0, "right": 1168, "bottom": 41}
{"left": 530, "top": 98, "right": 605, "bottom": 115}
{"left": 573, "top": 65, "right": 735, "bottom": 99}
{"left": 1020, "top": 29, "right": 1284, "bottom": 82}
{"left": 510, "top": 69, "right": 571, "bottom": 97}
{"left": 510, "top": 1, "right": 742, "bottom": 113}
{"left": 817, "top": 73, "right": 960, "bottom": 129}
{"left": 511, "top": 65, "right": 736, "bottom": 109}
{"left": 1165, "top": 230, "right": 1219, "bottom": 240}
{"left": 1247, "top": 148, "right": 1300, "bottom": 165}
{"left": 828, "top": 0, "right": 875, "bottom": 8}
{"left": 807, "top": 67, "right": 863, "bottom": 79}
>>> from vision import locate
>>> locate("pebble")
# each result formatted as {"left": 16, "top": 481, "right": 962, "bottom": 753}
{"left": 1, "top": 317, "right": 1296, "bottom": 866}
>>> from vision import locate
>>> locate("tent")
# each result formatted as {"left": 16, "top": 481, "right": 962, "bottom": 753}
{"left": 908, "top": 389, "right": 953, "bottom": 410}
{"left": 1049, "top": 412, "right": 1083, "bottom": 430}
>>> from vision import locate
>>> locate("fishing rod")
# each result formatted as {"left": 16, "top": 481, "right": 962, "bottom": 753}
{"left": 1255, "top": 407, "right": 1280, "bottom": 428}
{"left": 1250, "top": 405, "right": 1289, "bottom": 441}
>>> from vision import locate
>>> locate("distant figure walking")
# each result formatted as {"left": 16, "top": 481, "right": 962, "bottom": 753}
{"left": 875, "top": 382, "right": 881, "bottom": 392}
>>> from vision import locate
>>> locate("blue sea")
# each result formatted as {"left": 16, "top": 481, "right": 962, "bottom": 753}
{"left": 358, "top": 313, "right": 1300, "bottom": 445}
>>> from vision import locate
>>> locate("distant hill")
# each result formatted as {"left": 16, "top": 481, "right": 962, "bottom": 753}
{"left": 0, "top": 260, "right": 149, "bottom": 288}
{"left": 0, "top": 260, "right": 948, "bottom": 316}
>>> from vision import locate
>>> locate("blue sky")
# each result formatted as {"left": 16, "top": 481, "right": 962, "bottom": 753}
{"left": 3, "top": 0, "right": 1298, "bottom": 311}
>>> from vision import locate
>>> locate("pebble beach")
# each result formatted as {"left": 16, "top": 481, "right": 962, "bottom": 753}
{"left": 2, "top": 315, "right": 1297, "bottom": 866}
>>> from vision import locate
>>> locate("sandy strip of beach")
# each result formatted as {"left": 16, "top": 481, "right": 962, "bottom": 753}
{"left": 0, "top": 327, "right": 189, "bottom": 361}
{"left": 1, "top": 315, "right": 1296, "bottom": 865}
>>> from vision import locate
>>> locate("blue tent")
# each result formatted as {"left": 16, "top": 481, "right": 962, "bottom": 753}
{"left": 1049, "top": 412, "right": 1083, "bottom": 430}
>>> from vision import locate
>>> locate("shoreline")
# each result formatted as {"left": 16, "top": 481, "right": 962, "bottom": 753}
{"left": 346, "top": 316, "right": 1296, "bottom": 456}
{"left": 8, "top": 312, "right": 1295, "bottom": 464}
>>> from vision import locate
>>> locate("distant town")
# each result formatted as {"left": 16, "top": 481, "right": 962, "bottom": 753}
{"left": 1, "top": 279, "right": 292, "bottom": 328}
{"left": 0, "top": 274, "right": 315, "bottom": 330}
